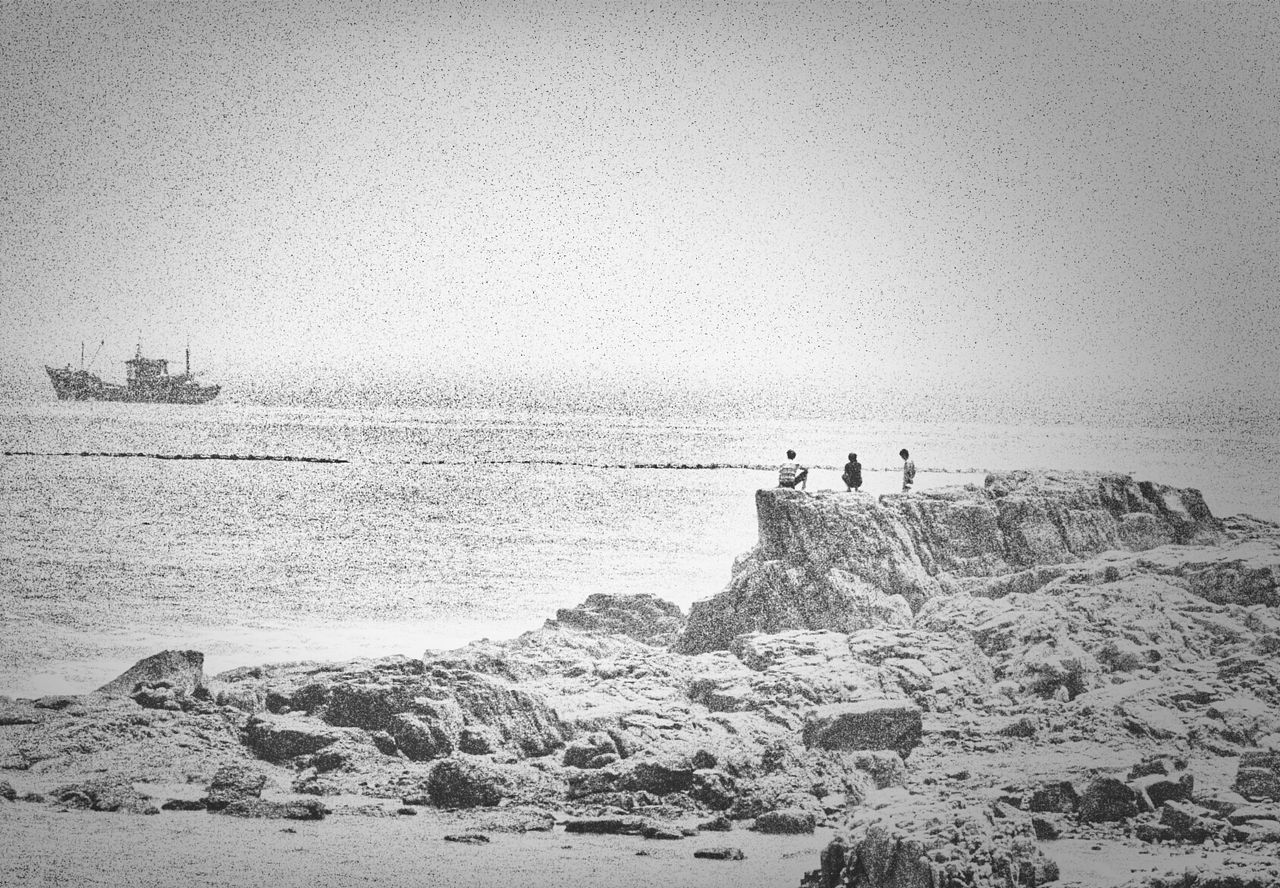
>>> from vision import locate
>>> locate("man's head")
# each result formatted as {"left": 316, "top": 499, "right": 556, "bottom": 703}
{"left": 848, "top": 452, "right": 856, "bottom": 461}
{"left": 786, "top": 450, "right": 796, "bottom": 460}
{"left": 899, "top": 449, "right": 909, "bottom": 459}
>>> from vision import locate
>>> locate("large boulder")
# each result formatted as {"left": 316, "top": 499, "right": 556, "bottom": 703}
{"left": 95, "top": 650, "right": 206, "bottom": 699}
{"left": 444, "top": 671, "right": 565, "bottom": 758}
{"left": 680, "top": 473, "right": 1222, "bottom": 653}
{"left": 1235, "top": 751, "right": 1280, "bottom": 800}
{"left": 204, "top": 763, "right": 268, "bottom": 811}
{"left": 819, "top": 801, "right": 1058, "bottom": 888}
{"left": 388, "top": 711, "right": 458, "bottom": 761}
{"left": 325, "top": 681, "right": 416, "bottom": 732}
{"left": 1078, "top": 777, "right": 1140, "bottom": 823}
{"left": 562, "top": 731, "right": 621, "bottom": 769}
{"left": 244, "top": 714, "right": 345, "bottom": 762}
{"left": 754, "top": 808, "right": 816, "bottom": 834}
{"left": 802, "top": 700, "right": 923, "bottom": 760}
{"left": 53, "top": 777, "right": 157, "bottom": 815}
{"left": 549, "top": 593, "right": 685, "bottom": 646}
{"left": 423, "top": 759, "right": 509, "bottom": 809}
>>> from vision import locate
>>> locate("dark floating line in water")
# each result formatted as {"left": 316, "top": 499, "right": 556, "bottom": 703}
{"left": 2, "top": 450, "right": 349, "bottom": 464}
{"left": 419, "top": 459, "right": 769, "bottom": 470}
{"left": 3, "top": 451, "right": 988, "bottom": 474}
{"left": 422, "top": 460, "right": 990, "bottom": 473}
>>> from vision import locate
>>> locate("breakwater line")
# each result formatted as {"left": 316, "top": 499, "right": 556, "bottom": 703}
{"left": 2, "top": 451, "right": 987, "bottom": 473}
{"left": 2, "top": 450, "right": 350, "bottom": 464}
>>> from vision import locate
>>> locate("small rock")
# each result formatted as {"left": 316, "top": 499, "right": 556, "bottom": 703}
{"left": 160, "top": 799, "right": 208, "bottom": 812}
{"left": 216, "top": 799, "right": 327, "bottom": 820}
{"left": 564, "top": 817, "right": 648, "bottom": 835}
{"left": 443, "top": 833, "right": 490, "bottom": 844}
{"left": 694, "top": 847, "right": 745, "bottom": 861}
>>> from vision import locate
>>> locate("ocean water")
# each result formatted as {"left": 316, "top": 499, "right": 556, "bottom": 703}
{"left": 2, "top": 399, "right": 1278, "bottom": 698}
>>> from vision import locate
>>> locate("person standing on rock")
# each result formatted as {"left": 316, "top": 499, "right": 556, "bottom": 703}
{"left": 842, "top": 453, "right": 862, "bottom": 492}
{"left": 778, "top": 450, "right": 808, "bottom": 490}
{"left": 900, "top": 448, "right": 916, "bottom": 492}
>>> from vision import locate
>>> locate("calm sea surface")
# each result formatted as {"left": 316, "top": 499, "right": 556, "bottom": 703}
{"left": 2, "top": 400, "right": 1278, "bottom": 697}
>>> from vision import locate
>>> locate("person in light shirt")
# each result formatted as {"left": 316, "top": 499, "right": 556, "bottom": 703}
{"left": 778, "top": 450, "right": 808, "bottom": 489}
{"left": 900, "top": 448, "right": 916, "bottom": 492}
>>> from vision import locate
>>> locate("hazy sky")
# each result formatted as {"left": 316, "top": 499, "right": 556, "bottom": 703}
{"left": 2, "top": 1, "right": 1277, "bottom": 414}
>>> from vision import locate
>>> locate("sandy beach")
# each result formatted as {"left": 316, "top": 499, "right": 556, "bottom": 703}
{"left": 0, "top": 802, "right": 834, "bottom": 888}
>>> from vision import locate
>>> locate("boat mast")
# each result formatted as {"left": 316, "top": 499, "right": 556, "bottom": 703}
{"left": 80, "top": 342, "right": 84, "bottom": 371}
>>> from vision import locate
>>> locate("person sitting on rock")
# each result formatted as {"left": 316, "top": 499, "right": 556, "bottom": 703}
{"left": 842, "top": 452, "right": 862, "bottom": 491}
{"left": 778, "top": 450, "right": 808, "bottom": 490}
{"left": 900, "top": 448, "right": 916, "bottom": 492}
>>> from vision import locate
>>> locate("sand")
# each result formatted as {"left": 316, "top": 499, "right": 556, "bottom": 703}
{"left": 0, "top": 802, "right": 832, "bottom": 888}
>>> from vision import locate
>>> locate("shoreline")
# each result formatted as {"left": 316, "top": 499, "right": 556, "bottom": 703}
{"left": 1, "top": 470, "right": 990, "bottom": 701}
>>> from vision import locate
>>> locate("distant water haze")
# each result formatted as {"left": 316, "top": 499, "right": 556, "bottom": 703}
{"left": 3, "top": 1, "right": 1278, "bottom": 423}
{"left": 5, "top": 356, "right": 1278, "bottom": 435}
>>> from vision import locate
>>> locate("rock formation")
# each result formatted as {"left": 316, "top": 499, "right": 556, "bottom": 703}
{"left": 681, "top": 472, "right": 1223, "bottom": 653}
{"left": 93, "top": 649, "right": 206, "bottom": 701}
{"left": 2, "top": 472, "right": 1278, "bottom": 888}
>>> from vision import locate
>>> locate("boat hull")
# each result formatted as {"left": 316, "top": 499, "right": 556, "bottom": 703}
{"left": 45, "top": 367, "right": 220, "bottom": 404}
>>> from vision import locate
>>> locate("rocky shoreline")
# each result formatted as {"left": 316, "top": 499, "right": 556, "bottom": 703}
{"left": 3, "top": 471, "right": 1279, "bottom": 887}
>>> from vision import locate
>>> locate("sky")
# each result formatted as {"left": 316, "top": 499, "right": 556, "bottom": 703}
{"left": 2, "top": 0, "right": 1277, "bottom": 419}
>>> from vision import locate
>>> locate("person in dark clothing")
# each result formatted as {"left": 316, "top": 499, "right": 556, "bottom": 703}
{"left": 842, "top": 453, "right": 862, "bottom": 492}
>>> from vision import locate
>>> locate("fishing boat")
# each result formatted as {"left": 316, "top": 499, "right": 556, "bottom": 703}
{"left": 45, "top": 343, "right": 221, "bottom": 404}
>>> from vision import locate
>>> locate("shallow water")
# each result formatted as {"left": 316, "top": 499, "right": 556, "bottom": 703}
{"left": 2, "top": 400, "right": 1277, "bottom": 696}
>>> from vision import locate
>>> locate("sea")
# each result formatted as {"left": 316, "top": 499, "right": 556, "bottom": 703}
{"left": 2, "top": 398, "right": 1278, "bottom": 698}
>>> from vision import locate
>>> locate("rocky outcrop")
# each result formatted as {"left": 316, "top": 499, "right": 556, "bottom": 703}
{"left": 203, "top": 762, "right": 267, "bottom": 810}
{"left": 801, "top": 700, "right": 922, "bottom": 760}
{"left": 5, "top": 472, "right": 1280, "bottom": 888}
{"left": 808, "top": 798, "right": 1059, "bottom": 888}
{"left": 1235, "top": 751, "right": 1280, "bottom": 800}
{"left": 547, "top": 593, "right": 685, "bottom": 646}
{"left": 52, "top": 776, "right": 158, "bottom": 815}
{"left": 681, "top": 472, "right": 1224, "bottom": 653}
{"left": 94, "top": 649, "right": 206, "bottom": 700}
{"left": 244, "top": 713, "right": 347, "bottom": 762}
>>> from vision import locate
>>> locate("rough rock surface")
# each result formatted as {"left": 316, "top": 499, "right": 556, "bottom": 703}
{"left": 681, "top": 472, "right": 1223, "bottom": 653}
{"left": 94, "top": 650, "right": 206, "bottom": 700}
{"left": 547, "top": 593, "right": 686, "bottom": 646}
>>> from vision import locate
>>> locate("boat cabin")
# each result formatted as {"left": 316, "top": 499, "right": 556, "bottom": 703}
{"left": 125, "top": 350, "right": 170, "bottom": 390}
